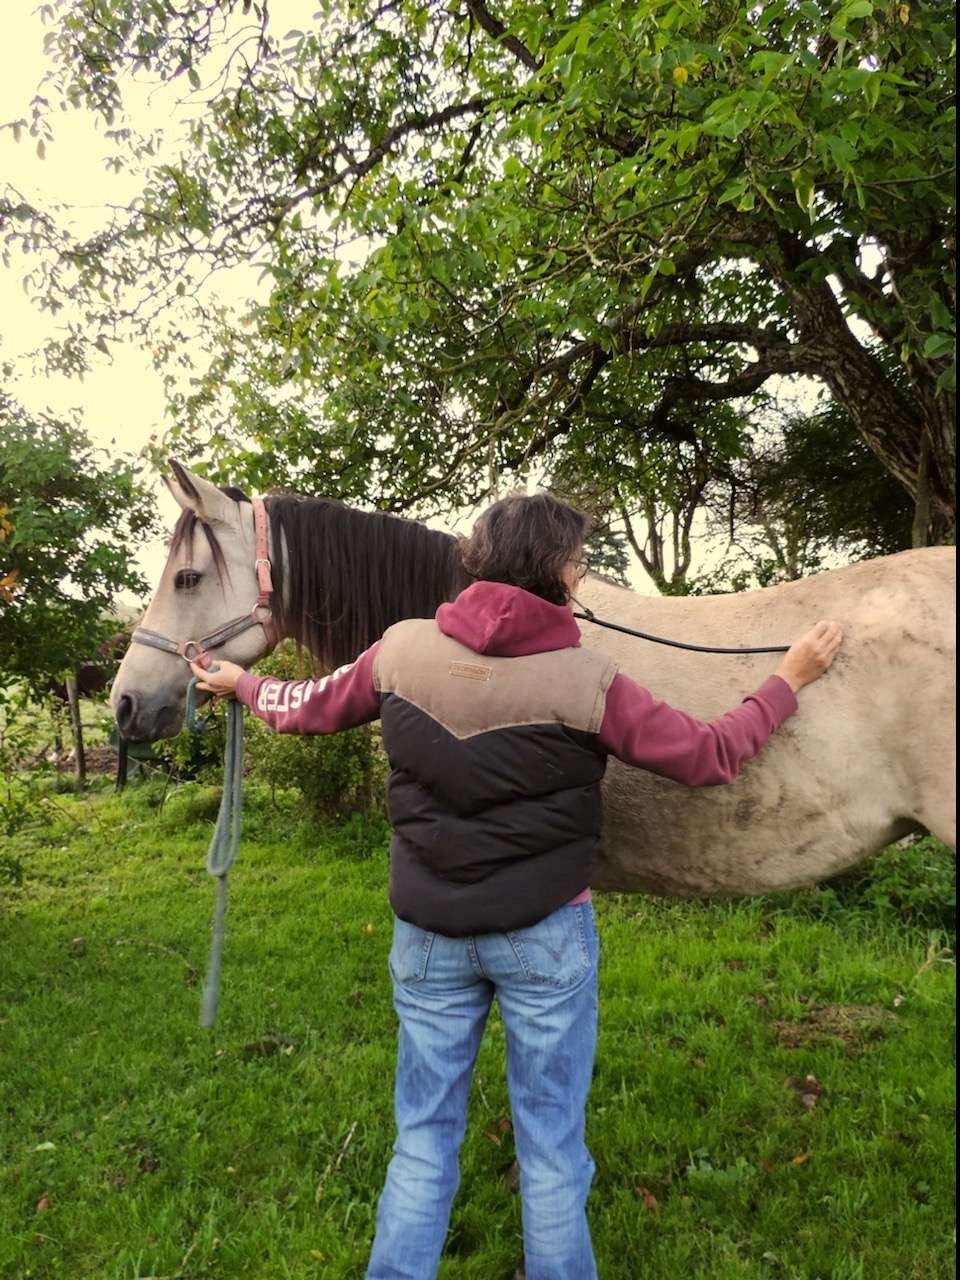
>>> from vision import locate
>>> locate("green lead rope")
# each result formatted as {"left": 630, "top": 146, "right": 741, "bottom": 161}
{"left": 185, "top": 674, "right": 244, "bottom": 1029}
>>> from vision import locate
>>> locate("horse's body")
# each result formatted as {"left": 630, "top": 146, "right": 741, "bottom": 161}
{"left": 576, "top": 549, "right": 955, "bottom": 894}
{"left": 111, "top": 465, "right": 955, "bottom": 896}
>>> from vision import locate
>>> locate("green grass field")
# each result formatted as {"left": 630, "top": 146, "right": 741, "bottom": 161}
{"left": 0, "top": 778, "right": 955, "bottom": 1280}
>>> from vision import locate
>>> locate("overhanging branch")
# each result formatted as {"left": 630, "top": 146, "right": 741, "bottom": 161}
{"left": 465, "top": 0, "right": 541, "bottom": 72}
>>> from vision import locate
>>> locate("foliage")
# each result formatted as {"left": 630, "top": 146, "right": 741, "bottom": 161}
{"left": 687, "top": 395, "right": 917, "bottom": 593}
{"left": 0, "top": 686, "right": 56, "bottom": 883}
{"left": 4, "top": 0, "right": 955, "bottom": 547}
{"left": 0, "top": 396, "right": 156, "bottom": 694}
{"left": 763, "top": 836, "right": 956, "bottom": 948}
{"left": 243, "top": 644, "right": 388, "bottom": 822}
{"left": 582, "top": 525, "right": 632, "bottom": 588}
{"left": 750, "top": 403, "right": 917, "bottom": 560}
{"left": 150, "top": 718, "right": 225, "bottom": 783}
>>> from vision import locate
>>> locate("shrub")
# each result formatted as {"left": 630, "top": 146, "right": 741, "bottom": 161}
{"left": 824, "top": 836, "right": 956, "bottom": 944}
{"left": 151, "top": 720, "right": 225, "bottom": 783}
{"left": 764, "top": 836, "right": 956, "bottom": 946}
{"left": 243, "top": 644, "right": 387, "bottom": 823}
{"left": 0, "top": 688, "right": 55, "bottom": 884}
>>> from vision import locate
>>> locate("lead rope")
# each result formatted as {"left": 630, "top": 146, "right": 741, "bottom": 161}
{"left": 185, "top": 673, "right": 244, "bottom": 1028}
{"left": 572, "top": 606, "right": 790, "bottom": 654}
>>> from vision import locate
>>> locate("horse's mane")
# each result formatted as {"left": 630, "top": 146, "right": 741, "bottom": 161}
{"left": 265, "top": 493, "right": 470, "bottom": 670}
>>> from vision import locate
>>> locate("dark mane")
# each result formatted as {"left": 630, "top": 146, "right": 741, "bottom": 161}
{"left": 266, "top": 494, "right": 470, "bottom": 670}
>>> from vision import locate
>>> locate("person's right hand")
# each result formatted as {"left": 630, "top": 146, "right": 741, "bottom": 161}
{"left": 775, "top": 621, "right": 843, "bottom": 693}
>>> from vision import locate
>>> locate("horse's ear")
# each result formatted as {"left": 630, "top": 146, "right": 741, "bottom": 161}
{"left": 164, "top": 459, "right": 241, "bottom": 526}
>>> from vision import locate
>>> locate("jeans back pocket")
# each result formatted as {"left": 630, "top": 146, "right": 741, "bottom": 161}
{"left": 506, "top": 903, "right": 595, "bottom": 987}
{"left": 388, "top": 916, "right": 436, "bottom": 985}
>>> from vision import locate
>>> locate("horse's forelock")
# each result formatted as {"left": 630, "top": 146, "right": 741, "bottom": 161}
{"left": 168, "top": 508, "right": 230, "bottom": 585}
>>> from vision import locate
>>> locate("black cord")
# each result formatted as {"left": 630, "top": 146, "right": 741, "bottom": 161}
{"left": 572, "top": 608, "right": 790, "bottom": 655}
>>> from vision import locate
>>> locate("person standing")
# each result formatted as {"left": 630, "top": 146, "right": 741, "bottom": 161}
{"left": 193, "top": 492, "right": 842, "bottom": 1280}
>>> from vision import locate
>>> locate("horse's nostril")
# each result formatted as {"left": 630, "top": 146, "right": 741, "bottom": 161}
{"left": 115, "top": 694, "right": 135, "bottom": 735}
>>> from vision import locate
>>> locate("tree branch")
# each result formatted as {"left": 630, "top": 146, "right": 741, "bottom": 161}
{"left": 465, "top": 0, "right": 541, "bottom": 72}
{"left": 273, "top": 96, "right": 493, "bottom": 224}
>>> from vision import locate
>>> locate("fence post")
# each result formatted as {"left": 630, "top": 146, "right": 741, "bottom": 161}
{"left": 64, "top": 673, "right": 86, "bottom": 787}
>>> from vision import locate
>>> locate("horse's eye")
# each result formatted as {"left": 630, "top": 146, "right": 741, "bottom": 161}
{"left": 174, "top": 569, "right": 202, "bottom": 591}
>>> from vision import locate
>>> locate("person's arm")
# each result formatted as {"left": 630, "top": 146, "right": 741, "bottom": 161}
{"left": 598, "top": 672, "right": 796, "bottom": 785}
{"left": 598, "top": 620, "right": 842, "bottom": 785}
{"left": 190, "top": 642, "right": 381, "bottom": 734}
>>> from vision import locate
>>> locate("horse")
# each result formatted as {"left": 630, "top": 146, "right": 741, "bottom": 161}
{"left": 110, "top": 461, "right": 956, "bottom": 897}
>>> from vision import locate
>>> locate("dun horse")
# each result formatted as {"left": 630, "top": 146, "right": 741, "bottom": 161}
{"left": 111, "top": 463, "right": 956, "bottom": 896}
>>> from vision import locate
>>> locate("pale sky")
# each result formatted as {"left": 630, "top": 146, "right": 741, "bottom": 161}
{"left": 1, "top": 2, "right": 284, "bottom": 589}
{"left": 2, "top": 4, "right": 826, "bottom": 607}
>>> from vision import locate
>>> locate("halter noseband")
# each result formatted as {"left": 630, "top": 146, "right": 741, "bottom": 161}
{"left": 130, "top": 497, "right": 277, "bottom": 670}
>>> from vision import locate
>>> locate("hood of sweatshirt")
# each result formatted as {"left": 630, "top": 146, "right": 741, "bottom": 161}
{"left": 435, "top": 581, "right": 581, "bottom": 657}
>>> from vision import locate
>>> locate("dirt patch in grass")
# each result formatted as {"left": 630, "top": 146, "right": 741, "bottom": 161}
{"left": 773, "top": 1004, "right": 899, "bottom": 1053}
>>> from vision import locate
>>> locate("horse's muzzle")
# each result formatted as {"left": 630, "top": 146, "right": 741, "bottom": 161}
{"left": 113, "top": 692, "right": 183, "bottom": 743}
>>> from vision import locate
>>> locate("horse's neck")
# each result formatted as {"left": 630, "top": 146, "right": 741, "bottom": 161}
{"left": 265, "top": 498, "right": 466, "bottom": 666}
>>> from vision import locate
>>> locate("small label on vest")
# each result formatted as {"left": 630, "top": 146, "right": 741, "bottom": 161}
{"left": 449, "top": 661, "right": 492, "bottom": 682}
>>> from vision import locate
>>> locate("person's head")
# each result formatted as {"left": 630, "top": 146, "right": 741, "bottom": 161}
{"left": 459, "top": 491, "right": 589, "bottom": 606}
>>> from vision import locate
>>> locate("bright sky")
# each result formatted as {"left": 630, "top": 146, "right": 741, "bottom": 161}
{"left": 1, "top": 3, "right": 293, "bottom": 590}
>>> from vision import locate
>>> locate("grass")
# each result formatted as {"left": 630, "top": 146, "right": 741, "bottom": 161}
{"left": 0, "top": 778, "right": 955, "bottom": 1280}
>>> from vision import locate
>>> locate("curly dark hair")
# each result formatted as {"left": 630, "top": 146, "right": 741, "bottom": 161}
{"left": 459, "top": 492, "right": 589, "bottom": 606}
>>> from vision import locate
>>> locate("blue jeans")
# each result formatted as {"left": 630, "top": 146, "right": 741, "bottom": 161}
{"left": 365, "top": 901, "right": 600, "bottom": 1280}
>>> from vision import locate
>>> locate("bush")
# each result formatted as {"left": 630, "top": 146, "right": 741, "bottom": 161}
{"left": 151, "top": 719, "right": 225, "bottom": 783}
{"left": 764, "top": 836, "right": 956, "bottom": 946}
{"left": 243, "top": 644, "right": 387, "bottom": 822}
{"left": 824, "top": 836, "right": 956, "bottom": 943}
{"left": 0, "top": 688, "right": 55, "bottom": 884}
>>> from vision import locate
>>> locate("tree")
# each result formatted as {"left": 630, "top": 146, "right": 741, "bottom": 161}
{"left": 686, "top": 395, "right": 916, "bottom": 592}
{"left": 0, "top": 396, "right": 156, "bottom": 696}
{"left": 3, "top": 0, "right": 955, "bottom": 544}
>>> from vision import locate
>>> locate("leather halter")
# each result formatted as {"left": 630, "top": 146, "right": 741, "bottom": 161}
{"left": 130, "top": 497, "right": 277, "bottom": 670}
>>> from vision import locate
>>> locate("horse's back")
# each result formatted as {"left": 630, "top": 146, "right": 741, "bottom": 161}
{"left": 583, "top": 548, "right": 956, "bottom": 895}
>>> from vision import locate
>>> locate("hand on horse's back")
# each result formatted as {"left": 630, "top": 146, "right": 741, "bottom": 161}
{"left": 775, "top": 621, "right": 843, "bottom": 693}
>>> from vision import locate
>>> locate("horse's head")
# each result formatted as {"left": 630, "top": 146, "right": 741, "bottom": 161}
{"left": 111, "top": 460, "right": 273, "bottom": 742}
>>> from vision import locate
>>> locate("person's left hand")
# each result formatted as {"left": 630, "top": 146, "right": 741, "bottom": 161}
{"left": 190, "top": 659, "right": 246, "bottom": 696}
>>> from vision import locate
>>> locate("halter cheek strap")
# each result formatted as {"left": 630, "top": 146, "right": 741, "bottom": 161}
{"left": 253, "top": 494, "right": 272, "bottom": 629}
{"left": 130, "top": 496, "right": 277, "bottom": 667}
{"left": 251, "top": 496, "right": 276, "bottom": 650}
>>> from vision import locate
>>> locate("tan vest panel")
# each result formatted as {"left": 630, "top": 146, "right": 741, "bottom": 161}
{"left": 373, "top": 618, "right": 618, "bottom": 741}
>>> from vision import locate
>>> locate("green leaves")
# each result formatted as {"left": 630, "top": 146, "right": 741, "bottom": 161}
{"left": 0, "top": 399, "right": 157, "bottom": 691}
{"left": 922, "top": 333, "right": 955, "bottom": 361}
{"left": 830, "top": 0, "right": 874, "bottom": 40}
{"left": 792, "top": 169, "right": 816, "bottom": 218}
{"left": 4, "top": 0, "right": 952, "bottom": 537}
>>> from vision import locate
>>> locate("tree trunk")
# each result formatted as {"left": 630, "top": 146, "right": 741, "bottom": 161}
{"left": 64, "top": 674, "right": 86, "bottom": 788}
{"left": 911, "top": 430, "right": 932, "bottom": 549}
{"left": 904, "top": 356, "right": 956, "bottom": 536}
{"left": 773, "top": 236, "right": 956, "bottom": 537}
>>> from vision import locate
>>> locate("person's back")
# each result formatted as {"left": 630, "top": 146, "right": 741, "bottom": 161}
{"left": 375, "top": 590, "right": 617, "bottom": 936}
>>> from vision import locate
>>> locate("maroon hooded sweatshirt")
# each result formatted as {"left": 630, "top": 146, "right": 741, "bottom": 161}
{"left": 236, "top": 582, "right": 797, "bottom": 932}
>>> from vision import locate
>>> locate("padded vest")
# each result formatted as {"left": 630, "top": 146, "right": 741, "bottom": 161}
{"left": 373, "top": 619, "right": 618, "bottom": 935}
